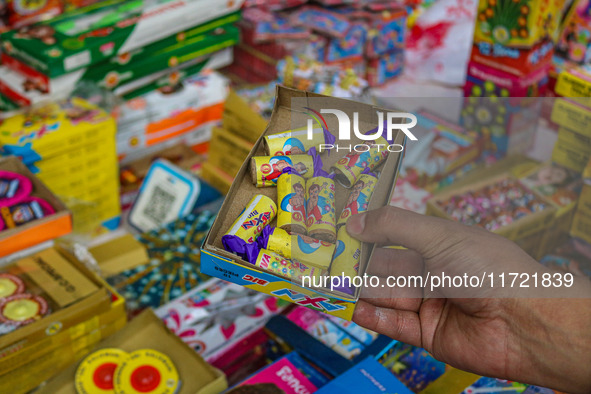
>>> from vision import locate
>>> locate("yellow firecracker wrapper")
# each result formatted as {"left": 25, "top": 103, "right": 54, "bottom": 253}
{"left": 306, "top": 177, "right": 336, "bottom": 243}
{"left": 328, "top": 226, "right": 362, "bottom": 296}
{"left": 254, "top": 249, "right": 322, "bottom": 283}
{"left": 222, "top": 195, "right": 277, "bottom": 262}
{"left": 277, "top": 173, "right": 307, "bottom": 235}
{"left": 337, "top": 173, "right": 378, "bottom": 227}
{"left": 264, "top": 127, "right": 327, "bottom": 156}
{"left": 331, "top": 136, "right": 389, "bottom": 188}
{"left": 250, "top": 154, "right": 315, "bottom": 187}
{"left": 258, "top": 227, "right": 335, "bottom": 270}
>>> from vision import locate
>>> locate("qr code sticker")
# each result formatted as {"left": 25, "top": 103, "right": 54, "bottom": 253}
{"left": 143, "top": 185, "right": 176, "bottom": 226}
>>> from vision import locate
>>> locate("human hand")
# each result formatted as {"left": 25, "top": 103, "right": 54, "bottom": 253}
{"left": 347, "top": 206, "right": 591, "bottom": 393}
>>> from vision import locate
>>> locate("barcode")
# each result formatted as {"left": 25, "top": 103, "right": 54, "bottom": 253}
{"left": 143, "top": 185, "right": 176, "bottom": 226}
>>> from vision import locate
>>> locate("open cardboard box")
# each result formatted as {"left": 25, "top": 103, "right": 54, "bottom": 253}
{"left": 426, "top": 173, "right": 557, "bottom": 242}
{"left": 38, "top": 309, "right": 227, "bottom": 394}
{"left": 0, "top": 246, "right": 117, "bottom": 367}
{"left": 0, "top": 157, "right": 72, "bottom": 258}
{"left": 201, "top": 86, "right": 406, "bottom": 321}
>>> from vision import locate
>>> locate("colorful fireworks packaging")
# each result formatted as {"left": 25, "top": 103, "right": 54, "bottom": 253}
{"left": 331, "top": 135, "right": 390, "bottom": 188}
{"left": 107, "top": 210, "right": 216, "bottom": 314}
{"left": 277, "top": 172, "right": 307, "bottom": 235}
{"left": 306, "top": 176, "right": 337, "bottom": 243}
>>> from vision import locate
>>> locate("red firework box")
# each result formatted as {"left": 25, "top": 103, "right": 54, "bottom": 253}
{"left": 464, "top": 60, "right": 550, "bottom": 99}
{"left": 470, "top": 38, "right": 555, "bottom": 77}
{"left": 6, "top": 0, "right": 63, "bottom": 29}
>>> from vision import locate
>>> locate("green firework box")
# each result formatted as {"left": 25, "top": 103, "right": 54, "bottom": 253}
{"left": 0, "top": 25, "right": 239, "bottom": 106}
{"left": 0, "top": 0, "right": 244, "bottom": 78}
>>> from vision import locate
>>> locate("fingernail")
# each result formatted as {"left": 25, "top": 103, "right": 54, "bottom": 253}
{"left": 347, "top": 213, "right": 366, "bottom": 236}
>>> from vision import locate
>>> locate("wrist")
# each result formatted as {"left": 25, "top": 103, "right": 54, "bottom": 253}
{"left": 503, "top": 297, "right": 591, "bottom": 393}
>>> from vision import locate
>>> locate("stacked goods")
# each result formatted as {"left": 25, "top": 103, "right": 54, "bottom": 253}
{"left": 200, "top": 86, "right": 406, "bottom": 321}
{"left": 0, "top": 0, "right": 103, "bottom": 31}
{"left": 201, "top": 90, "right": 267, "bottom": 194}
{"left": 37, "top": 309, "right": 227, "bottom": 394}
{"left": 0, "top": 98, "right": 120, "bottom": 234}
{"left": 116, "top": 70, "right": 230, "bottom": 162}
{"left": 571, "top": 157, "right": 591, "bottom": 246}
{"left": 550, "top": 73, "right": 591, "bottom": 173}
{"left": 0, "top": 0, "right": 244, "bottom": 107}
{"left": 0, "top": 246, "right": 126, "bottom": 394}
{"left": 0, "top": 157, "right": 71, "bottom": 257}
{"left": 463, "top": 0, "right": 565, "bottom": 157}
{"left": 555, "top": 0, "right": 591, "bottom": 66}
{"left": 228, "top": 1, "right": 407, "bottom": 88}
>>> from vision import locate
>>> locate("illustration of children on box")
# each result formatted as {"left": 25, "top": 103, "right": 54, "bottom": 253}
{"left": 289, "top": 182, "right": 306, "bottom": 222}
{"left": 339, "top": 139, "right": 383, "bottom": 170}
{"left": 297, "top": 234, "right": 326, "bottom": 254}
{"left": 282, "top": 137, "right": 306, "bottom": 155}
{"left": 306, "top": 182, "right": 331, "bottom": 223}
{"left": 341, "top": 178, "right": 374, "bottom": 219}
{"left": 263, "top": 157, "right": 292, "bottom": 184}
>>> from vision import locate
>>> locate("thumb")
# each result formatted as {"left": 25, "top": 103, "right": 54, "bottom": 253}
{"left": 346, "top": 205, "right": 465, "bottom": 258}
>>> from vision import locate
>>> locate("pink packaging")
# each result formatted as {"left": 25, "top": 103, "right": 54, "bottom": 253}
{"left": 464, "top": 61, "right": 549, "bottom": 98}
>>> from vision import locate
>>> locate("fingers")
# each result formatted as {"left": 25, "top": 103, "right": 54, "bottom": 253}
{"left": 352, "top": 300, "right": 422, "bottom": 347}
{"left": 346, "top": 206, "right": 466, "bottom": 259}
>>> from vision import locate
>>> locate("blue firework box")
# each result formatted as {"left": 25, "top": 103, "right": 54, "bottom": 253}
{"left": 201, "top": 86, "right": 406, "bottom": 320}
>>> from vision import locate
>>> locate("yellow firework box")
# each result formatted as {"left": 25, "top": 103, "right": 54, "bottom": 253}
{"left": 201, "top": 86, "right": 406, "bottom": 321}
{"left": 306, "top": 177, "right": 337, "bottom": 243}
{"left": 331, "top": 136, "right": 390, "bottom": 188}
{"left": 254, "top": 249, "right": 323, "bottom": 283}
{"left": 250, "top": 154, "right": 315, "bottom": 187}
{"left": 264, "top": 127, "right": 327, "bottom": 156}
{"left": 337, "top": 173, "right": 378, "bottom": 227}
{"left": 223, "top": 195, "right": 277, "bottom": 244}
{"left": 329, "top": 227, "right": 362, "bottom": 287}
{"left": 259, "top": 227, "right": 335, "bottom": 270}
{"left": 277, "top": 173, "right": 307, "bottom": 235}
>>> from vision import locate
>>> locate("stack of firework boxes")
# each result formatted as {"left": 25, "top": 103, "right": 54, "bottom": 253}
{"left": 230, "top": 2, "right": 406, "bottom": 87}
{"left": 0, "top": 98, "right": 121, "bottom": 234}
{"left": 201, "top": 90, "right": 267, "bottom": 194}
{"left": 462, "top": 0, "right": 565, "bottom": 156}
{"left": 0, "top": 246, "right": 127, "bottom": 394}
{"left": 0, "top": 0, "right": 244, "bottom": 108}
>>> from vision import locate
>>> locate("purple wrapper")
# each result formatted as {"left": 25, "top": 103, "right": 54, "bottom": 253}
{"left": 308, "top": 147, "right": 330, "bottom": 177}
{"left": 257, "top": 225, "right": 275, "bottom": 250}
{"left": 222, "top": 235, "right": 260, "bottom": 263}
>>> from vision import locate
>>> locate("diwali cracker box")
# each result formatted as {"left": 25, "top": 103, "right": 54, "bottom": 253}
{"left": 473, "top": 0, "right": 563, "bottom": 48}
{"left": 6, "top": 0, "right": 62, "bottom": 30}
{"left": 555, "top": 0, "right": 591, "bottom": 65}
{"left": 0, "top": 0, "right": 245, "bottom": 78}
{"left": 201, "top": 86, "right": 406, "bottom": 321}
{"left": 0, "top": 246, "right": 115, "bottom": 373}
{"left": 519, "top": 162, "right": 583, "bottom": 257}
{"left": 464, "top": 60, "right": 549, "bottom": 98}
{"left": 555, "top": 64, "right": 591, "bottom": 100}
{"left": 208, "top": 127, "right": 255, "bottom": 178}
{"left": 550, "top": 97, "right": 591, "bottom": 137}
{"left": 155, "top": 278, "right": 287, "bottom": 363}
{"left": 470, "top": 38, "right": 555, "bottom": 77}
{"left": 426, "top": 174, "right": 557, "bottom": 242}
{"left": 364, "top": 3, "right": 406, "bottom": 59}
{"left": 37, "top": 309, "right": 228, "bottom": 394}
{"left": 222, "top": 89, "right": 268, "bottom": 143}
{"left": 366, "top": 50, "right": 404, "bottom": 87}
{"left": 571, "top": 183, "right": 591, "bottom": 245}
{"left": 0, "top": 316, "right": 126, "bottom": 394}
{"left": 399, "top": 110, "right": 482, "bottom": 189}
{"left": 0, "top": 26, "right": 239, "bottom": 107}
{"left": 201, "top": 161, "right": 234, "bottom": 194}
{"left": 0, "top": 157, "right": 72, "bottom": 257}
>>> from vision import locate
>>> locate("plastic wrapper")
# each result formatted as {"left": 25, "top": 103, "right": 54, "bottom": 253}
{"left": 222, "top": 195, "right": 277, "bottom": 262}
{"left": 306, "top": 176, "right": 336, "bottom": 243}
{"left": 258, "top": 226, "right": 335, "bottom": 270}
